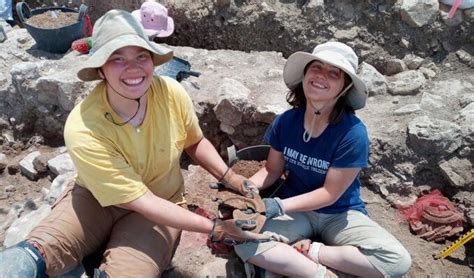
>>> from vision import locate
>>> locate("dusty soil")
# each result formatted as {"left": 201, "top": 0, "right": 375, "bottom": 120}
{"left": 177, "top": 160, "right": 474, "bottom": 277}
{"left": 26, "top": 10, "right": 78, "bottom": 29}
{"left": 1, "top": 148, "right": 472, "bottom": 277}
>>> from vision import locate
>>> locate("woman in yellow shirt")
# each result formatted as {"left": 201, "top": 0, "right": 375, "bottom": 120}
{"left": 0, "top": 9, "right": 267, "bottom": 278}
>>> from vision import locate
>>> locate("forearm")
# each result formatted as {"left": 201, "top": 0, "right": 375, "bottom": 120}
{"left": 185, "top": 137, "right": 228, "bottom": 180}
{"left": 282, "top": 187, "right": 337, "bottom": 213}
{"left": 250, "top": 166, "right": 282, "bottom": 190}
{"left": 119, "top": 191, "right": 214, "bottom": 233}
{"left": 283, "top": 167, "right": 361, "bottom": 213}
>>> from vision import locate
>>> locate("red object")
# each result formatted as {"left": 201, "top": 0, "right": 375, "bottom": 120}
{"left": 84, "top": 14, "right": 93, "bottom": 37}
{"left": 396, "top": 189, "right": 464, "bottom": 241}
{"left": 71, "top": 37, "right": 93, "bottom": 54}
{"left": 397, "top": 190, "right": 460, "bottom": 222}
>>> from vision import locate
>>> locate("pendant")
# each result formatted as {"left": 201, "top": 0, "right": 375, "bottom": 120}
{"left": 136, "top": 127, "right": 141, "bottom": 133}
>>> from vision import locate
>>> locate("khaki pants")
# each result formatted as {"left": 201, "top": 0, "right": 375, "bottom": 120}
{"left": 28, "top": 184, "right": 181, "bottom": 277}
{"left": 235, "top": 210, "right": 412, "bottom": 277}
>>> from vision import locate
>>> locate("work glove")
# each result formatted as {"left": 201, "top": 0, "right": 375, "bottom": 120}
{"left": 218, "top": 168, "right": 259, "bottom": 198}
{"left": 262, "top": 231, "right": 290, "bottom": 243}
{"left": 263, "top": 197, "right": 285, "bottom": 219}
{"left": 209, "top": 219, "right": 271, "bottom": 245}
{"left": 210, "top": 186, "right": 267, "bottom": 234}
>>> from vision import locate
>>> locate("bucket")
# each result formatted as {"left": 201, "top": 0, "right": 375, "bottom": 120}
{"left": 227, "top": 145, "right": 284, "bottom": 198}
{"left": 16, "top": 2, "right": 88, "bottom": 53}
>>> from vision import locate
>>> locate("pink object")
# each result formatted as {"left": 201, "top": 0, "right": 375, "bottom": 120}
{"left": 132, "top": 2, "right": 174, "bottom": 37}
{"left": 447, "top": 0, "right": 462, "bottom": 18}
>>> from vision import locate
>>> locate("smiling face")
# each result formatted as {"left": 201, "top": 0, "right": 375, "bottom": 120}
{"left": 302, "top": 60, "right": 347, "bottom": 110}
{"left": 100, "top": 46, "right": 154, "bottom": 100}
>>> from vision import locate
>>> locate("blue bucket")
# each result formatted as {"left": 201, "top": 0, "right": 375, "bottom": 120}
{"left": 16, "top": 2, "right": 88, "bottom": 53}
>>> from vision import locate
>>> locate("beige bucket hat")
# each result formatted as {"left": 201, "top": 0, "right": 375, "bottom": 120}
{"left": 283, "top": 41, "right": 368, "bottom": 110}
{"left": 77, "top": 9, "right": 173, "bottom": 81}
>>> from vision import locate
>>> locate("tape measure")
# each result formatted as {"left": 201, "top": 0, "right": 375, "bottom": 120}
{"left": 434, "top": 229, "right": 474, "bottom": 260}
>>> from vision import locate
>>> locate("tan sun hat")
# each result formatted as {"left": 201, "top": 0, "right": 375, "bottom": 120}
{"left": 283, "top": 41, "right": 368, "bottom": 110}
{"left": 77, "top": 9, "right": 173, "bottom": 81}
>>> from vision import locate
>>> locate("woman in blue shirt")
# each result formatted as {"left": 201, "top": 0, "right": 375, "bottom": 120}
{"left": 235, "top": 42, "right": 411, "bottom": 277}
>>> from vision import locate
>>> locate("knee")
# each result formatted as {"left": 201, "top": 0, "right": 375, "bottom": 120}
{"left": 377, "top": 245, "right": 412, "bottom": 277}
{"left": 0, "top": 241, "right": 47, "bottom": 278}
{"left": 389, "top": 247, "right": 412, "bottom": 277}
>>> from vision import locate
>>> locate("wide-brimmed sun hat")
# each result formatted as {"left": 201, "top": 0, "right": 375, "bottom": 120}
{"left": 283, "top": 41, "right": 368, "bottom": 110}
{"left": 77, "top": 9, "right": 173, "bottom": 81}
{"left": 132, "top": 2, "right": 174, "bottom": 38}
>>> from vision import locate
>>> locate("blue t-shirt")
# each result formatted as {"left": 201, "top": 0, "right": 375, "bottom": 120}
{"left": 265, "top": 107, "right": 369, "bottom": 214}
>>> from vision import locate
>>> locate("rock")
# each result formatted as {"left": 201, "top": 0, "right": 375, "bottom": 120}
{"left": 48, "top": 153, "right": 76, "bottom": 176}
{"left": 33, "top": 154, "right": 49, "bottom": 173}
{"left": 457, "top": 102, "right": 474, "bottom": 145}
{"left": 334, "top": 27, "right": 360, "bottom": 40}
{"left": 4, "top": 204, "right": 51, "bottom": 247}
{"left": 358, "top": 62, "right": 387, "bottom": 96}
{"left": 464, "top": 8, "right": 474, "bottom": 22}
{"left": 400, "top": 0, "right": 439, "bottom": 27}
{"left": 0, "top": 153, "right": 6, "bottom": 173}
{"left": 420, "top": 93, "right": 444, "bottom": 111}
{"left": 456, "top": 49, "right": 472, "bottom": 66}
{"left": 385, "top": 59, "right": 407, "bottom": 75}
{"left": 403, "top": 54, "right": 424, "bottom": 70}
{"left": 213, "top": 78, "right": 251, "bottom": 127}
{"left": 407, "top": 116, "right": 462, "bottom": 155}
{"left": 394, "top": 104, "right": 422, "bottom": 115}
{"left": 387, "top": 70, "right": 426, "bottom": 95}
{"left": 419, "top": 67, "right": 437, "bottom": 80}
{"left": 439, "top": 158, "right": 472, "bottom": 188}
{"left": 35, "top": 71, "right": 85, "bottom": 112}
{"left": 45, "top": 172, "right": 75, "bottom": 204}
{"left": 19, "top": 151, "right": 41, "bottom": 181}
{"left": 459, "top": 93, "right": 474, "bottom": 108}
{"left": 303, "top": 0, "right": 325, "bottom": 21}
{"left": 399, "top": 38, "right": 410, "bottom": 48}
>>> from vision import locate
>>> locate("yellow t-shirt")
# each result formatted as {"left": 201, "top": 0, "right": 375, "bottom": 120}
{"left": 64, "top": 76, "right": 203, "bottom": 207}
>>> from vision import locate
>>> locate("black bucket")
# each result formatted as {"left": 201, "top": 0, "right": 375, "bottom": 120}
{"left": 16, "top": 2, "right": 88, "bottom": 53}
{"left": 228, "top": 145, "right": 284, "bottom": 198}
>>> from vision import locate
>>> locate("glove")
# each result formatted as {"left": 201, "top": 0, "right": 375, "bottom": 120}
{"left": 210, "top": 186, "right": 267, "bottom": 233}
{"left": 262, "top": 231, "right": 290, "bottom": 243}
{"left": 219, "top": 168, "right": 259, "bottom": 198}
{"left": 263, "top": 197, "right": 285, "bottom": 219}
{"left": 209, "top": 219, "right": 270, "bottom": 244}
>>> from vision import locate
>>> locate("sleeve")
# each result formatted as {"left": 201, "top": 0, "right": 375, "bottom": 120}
{"left": 331, "top": 122, "right": 369, "bottom": 169}
{"left": 65, "top": 129, "right": 148, "bottom": 207}
{"left": 164, "top": 77, "right": 203, "bottom": 148}
{"left": 264, "top": 114, "right": 284, "bottom": 152}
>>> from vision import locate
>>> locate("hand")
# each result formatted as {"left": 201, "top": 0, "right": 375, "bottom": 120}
{"left": 210, "top": 219, "right": 270, "bottom": 244}
{"left": 262, "top": 231, "right": 290, "bottom": 243}
{"left": 292, "top": 239, "right": 312, "bottom": 257}
{"left": 221, "top": 169, "right": 259, "bottom": 198}
{"left": 263, "top": 197, "right": 285, "bottom": 219}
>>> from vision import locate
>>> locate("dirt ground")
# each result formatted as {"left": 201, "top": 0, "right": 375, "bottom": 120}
{"left": 0, "top": 146, "right": 473, "bottom": 277}
{"left": 26, "top": 10, "right": 78, "bottom": 29}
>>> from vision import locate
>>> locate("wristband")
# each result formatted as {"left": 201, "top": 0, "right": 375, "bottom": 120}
{"left": 208, "top": 219, "right": 218, "bottom": 242}
{"left": 218, "top": 167, "right": 230, "bottom": 182}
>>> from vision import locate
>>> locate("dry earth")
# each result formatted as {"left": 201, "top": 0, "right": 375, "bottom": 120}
{"left": 1, "top": 145, "right": 472, "bottom": 277}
